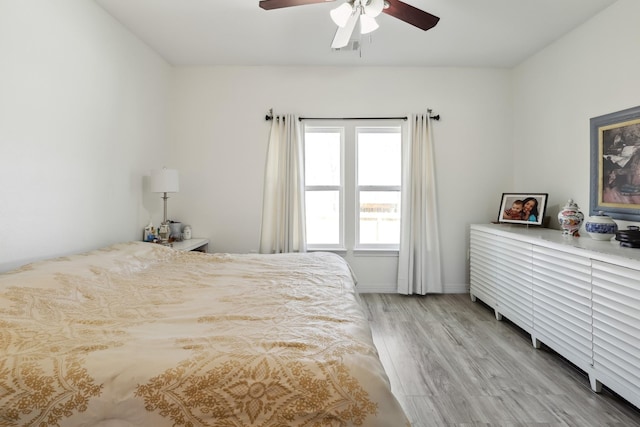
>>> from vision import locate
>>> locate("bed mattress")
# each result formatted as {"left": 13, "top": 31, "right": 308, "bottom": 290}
{"left": 0, "top": 242, "right": 409, "bottom": 426}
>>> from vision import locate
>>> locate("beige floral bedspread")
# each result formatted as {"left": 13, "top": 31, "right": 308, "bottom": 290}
{"left": 0, "top": 242, "right": 409, "bottom": 426}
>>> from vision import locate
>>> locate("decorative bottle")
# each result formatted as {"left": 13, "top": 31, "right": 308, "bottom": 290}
{"left": 557, "top": 199, "right": 584, "bottom": 236}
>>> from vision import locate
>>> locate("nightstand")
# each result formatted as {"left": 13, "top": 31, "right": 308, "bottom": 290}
{"left": 171, "top": 238, "right": 209, "bottom": 253}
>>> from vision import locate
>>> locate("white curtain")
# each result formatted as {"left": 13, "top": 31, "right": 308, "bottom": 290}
{"left": 259, "top": 114, "right": 306, "bottom": 254}
{"left": 397, "top": 114, "right": 443, "bottom": 294}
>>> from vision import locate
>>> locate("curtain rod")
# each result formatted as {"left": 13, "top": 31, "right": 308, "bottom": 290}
{"left": 299, "top": 116, "right": 408, "bottom": 121}
{"left": 265, "top": 109, "right": 440, "bottom": 121}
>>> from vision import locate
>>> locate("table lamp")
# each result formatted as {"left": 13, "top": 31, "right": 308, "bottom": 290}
{"left": 150, "top": 167, "right": 179, "bottom": 244}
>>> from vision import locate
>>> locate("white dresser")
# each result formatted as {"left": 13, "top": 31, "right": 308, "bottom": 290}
{"left": 470, "top": 224, "right": 640, "bottom": 409}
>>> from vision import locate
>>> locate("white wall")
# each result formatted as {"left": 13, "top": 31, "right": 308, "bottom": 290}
{"left": 170, "top": 66, "right": 513, "bottom": 292}
{"left": 512, "top": 0, "right": 640, "bottom": 231}
{"left": 0, "top": 0, "right": 172, "bottom": 271}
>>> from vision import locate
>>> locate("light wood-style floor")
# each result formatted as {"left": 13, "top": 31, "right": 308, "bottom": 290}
{"left": 360, "top": 293, "right": 640, "bottom": 427}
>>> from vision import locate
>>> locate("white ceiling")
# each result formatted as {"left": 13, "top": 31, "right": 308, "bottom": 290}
{"left": 95, "top": 0, "right": 616, "bottom": 68}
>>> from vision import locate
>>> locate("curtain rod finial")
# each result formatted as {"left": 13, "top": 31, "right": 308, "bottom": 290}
{"left": 427, "top": 109, "right": 440, "bottom": 121}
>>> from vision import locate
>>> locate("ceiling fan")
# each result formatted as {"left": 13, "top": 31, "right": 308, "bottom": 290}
{"left": 259, "top": 0, "right": 440, "bottom": 49}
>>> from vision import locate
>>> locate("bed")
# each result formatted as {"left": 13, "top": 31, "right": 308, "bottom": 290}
{"left": 0, "top": 242, "right": 410, "bottom": 426}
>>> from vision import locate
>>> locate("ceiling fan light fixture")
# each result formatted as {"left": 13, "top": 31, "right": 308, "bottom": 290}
{"left": 330, "top": 3, "right": 353, "bottom": 27}
{"left": 363, "top": 0, "right": 384, "bottom": 17}
{"left": 359, "top": 14, "right": 379, "bottom": 34}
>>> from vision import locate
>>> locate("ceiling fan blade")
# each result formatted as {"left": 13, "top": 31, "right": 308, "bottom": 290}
{"left": 259, "top": 0, "right": 335, "bottom": 10}
{"left": 382, "top": 0, "right": 439, "bottom": 31}
{"left": 331, "top": 8, "right": 359, "bottom": 48}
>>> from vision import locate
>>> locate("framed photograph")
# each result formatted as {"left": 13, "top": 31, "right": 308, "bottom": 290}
{"left": 590, "top": 105, "right": 640, "bottom": 221}
{"left": 497, "top": 193, "right": 548, "bottom": 226}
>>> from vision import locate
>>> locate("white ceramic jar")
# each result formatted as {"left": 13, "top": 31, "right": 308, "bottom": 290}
{"left": 585, "top": 211, "right": 618, "bottom": 240}
{"left": 183, "top": 225, "right": 192, "bottom": 240}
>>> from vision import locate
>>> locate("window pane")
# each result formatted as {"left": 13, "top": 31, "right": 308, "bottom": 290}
{"left": 359, "top": 191, "right": 400, "bottom": 245}
{"left": 306, "top": 191, "right": 340, "bottom": 245}
{"left": 305, "top": 132, "right": 340, "bottom": 186}
{"left": 358, "top": 131, "right": 401, "bottom": 186}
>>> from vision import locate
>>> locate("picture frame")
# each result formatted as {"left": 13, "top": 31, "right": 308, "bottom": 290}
{"left": 497, "top": 193, "right": 548, "bottom": 226}
{"left": 590, "top": 105, "right": 640, "bottom": 221}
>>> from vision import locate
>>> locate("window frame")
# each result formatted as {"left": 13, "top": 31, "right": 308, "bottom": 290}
{"left": 354, "top": 126, "right": 402, "bottom": 250}
{"left": 303, "top": 119, "right": 404, "bottom": 252}
{"left": 303, "top": 125, "right": 346, "bottom": 250}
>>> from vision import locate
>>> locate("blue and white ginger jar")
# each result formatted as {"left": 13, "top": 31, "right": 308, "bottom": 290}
{"left": 585, "top": 211, "right": 618, "bottom": 240}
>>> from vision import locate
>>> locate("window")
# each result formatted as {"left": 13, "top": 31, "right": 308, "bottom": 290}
{"left": 304, "top": 128, "right": 343, "bottom": 247}
{"left": 357, "top": 128, "right": 402, "bottom": 247}
{"left": 304, "top": 121, "right": 403, "bottom": 251}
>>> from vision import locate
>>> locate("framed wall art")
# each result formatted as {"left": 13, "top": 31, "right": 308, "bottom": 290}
{"left": 497, "top": 193, "right": 548, "bottom": 226}
{"left": 590, "top": 105, "right": 640, "bottom": 221}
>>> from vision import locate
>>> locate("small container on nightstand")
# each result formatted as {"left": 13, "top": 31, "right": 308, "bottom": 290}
{"left": 183, "top": 225, "right": 192, "bottom": 240}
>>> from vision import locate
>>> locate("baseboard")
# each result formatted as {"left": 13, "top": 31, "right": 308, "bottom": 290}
{"left": 357, "top": 283, "right": 397, "bottom": 293}
{"left": 445, "top": 283, "right": 470, "bottom": 294}
{"left": 357, "top": 283, "right": 470, "bottom": 294}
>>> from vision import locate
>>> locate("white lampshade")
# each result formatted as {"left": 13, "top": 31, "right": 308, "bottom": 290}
{"left": 150, "top": 168, "right": 179, "bottom": 193}
{"left": 360, "top": 14, "right": 379, "bottom": 34}
{"left": 330, "top": 3, "right": 353, "bottom": 27}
